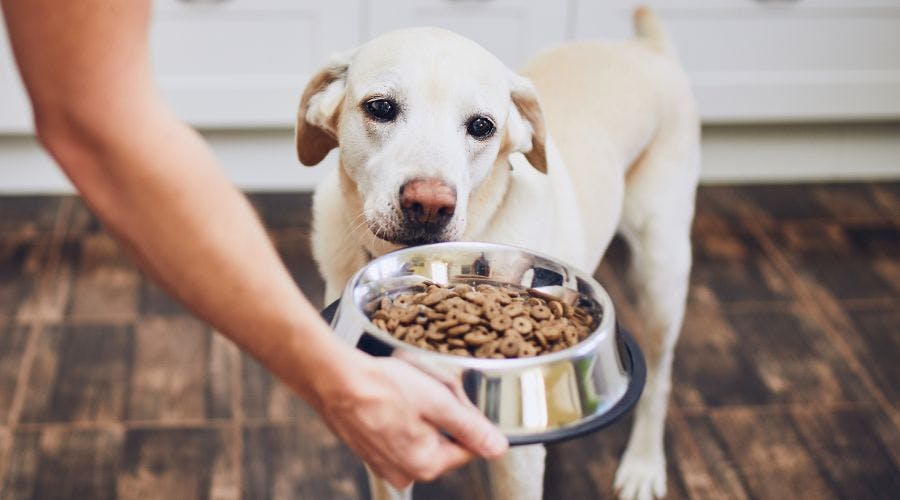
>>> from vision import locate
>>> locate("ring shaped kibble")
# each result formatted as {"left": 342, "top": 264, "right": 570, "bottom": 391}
{"left": 368, "top": 281, "right": 596, "bottom": 359}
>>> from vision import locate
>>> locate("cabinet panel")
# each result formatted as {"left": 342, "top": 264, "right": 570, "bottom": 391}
{"left": 0, "top": 13, "right": 34, "bottom": 133}
{"left": 367, "top": 0, "right": 569, "bottom": 69}
{"left": 151, "top": 0, "right": 362, "bottom": 127}
{"left": 573, "top": 0, "right": 900, "bottom": 122}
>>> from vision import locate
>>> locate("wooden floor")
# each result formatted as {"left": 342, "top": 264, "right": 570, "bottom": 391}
{"left": 0, "top": 183, "right": 898, "bottom": 499}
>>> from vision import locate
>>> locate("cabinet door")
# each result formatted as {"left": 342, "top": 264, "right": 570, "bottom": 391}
{"left": 0, "top": 13, "right": 36, "bottom": 133}
{"left": 573, "top": 0, "right": 900, "bottom": 123}
{"left": 151, "top": 0, "right": 361, "bottom": 128}
{"left": 367, "top": 0, "right": 569, "bottom": 70}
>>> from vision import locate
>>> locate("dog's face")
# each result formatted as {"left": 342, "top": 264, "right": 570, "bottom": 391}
{"left": 296, "top": 28, "right": 546, "bottom": 247}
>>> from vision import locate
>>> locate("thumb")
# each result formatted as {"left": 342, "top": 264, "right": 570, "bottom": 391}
{"left": 422, "top": 387, "right": 509, "bottom": 459}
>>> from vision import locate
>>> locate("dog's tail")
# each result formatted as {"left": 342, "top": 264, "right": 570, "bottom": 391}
{"left": 633, "top": 5, "right": 674, "bottom": 56}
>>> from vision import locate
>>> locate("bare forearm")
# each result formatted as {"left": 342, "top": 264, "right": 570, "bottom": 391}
{"left": 3, "top": 1, "right": 507, "bottom": 483}
{"left": 1, "top": 0, "right": 357, "bottom": 404}
{"left": 54, "top": 103, "right": 351, "bottom": 402}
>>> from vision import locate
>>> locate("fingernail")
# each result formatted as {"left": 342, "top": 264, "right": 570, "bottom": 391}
{"left": 485, "top": 430, "right": 508, "bottom": 455}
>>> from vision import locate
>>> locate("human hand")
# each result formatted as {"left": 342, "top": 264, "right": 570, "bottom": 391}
{"left": 311, "top": 352, "right": 509, "bottom": 489}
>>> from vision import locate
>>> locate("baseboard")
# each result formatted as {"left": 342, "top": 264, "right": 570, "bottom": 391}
{"left": 0, "top": 123, "right": 897, "bottom": 195}
{"left": 699, "top": 122, "right": 900, "bottom": 183}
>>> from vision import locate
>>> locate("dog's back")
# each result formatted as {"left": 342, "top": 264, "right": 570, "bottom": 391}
{"left": 522, "top": 7, "right": 699, "bottom": 266}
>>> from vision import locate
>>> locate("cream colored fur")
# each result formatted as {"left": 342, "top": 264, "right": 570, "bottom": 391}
{"left": 296, "top": 7, "right": 699, "bottom": 500}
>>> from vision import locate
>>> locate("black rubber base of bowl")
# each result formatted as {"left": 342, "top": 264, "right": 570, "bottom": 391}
{"left": 320, "top": 300, "right": 645, "bottom": 446}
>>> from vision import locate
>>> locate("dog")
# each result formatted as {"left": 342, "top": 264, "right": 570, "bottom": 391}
{"left": 295, "top": 6, "right": 699, "bottom": 500}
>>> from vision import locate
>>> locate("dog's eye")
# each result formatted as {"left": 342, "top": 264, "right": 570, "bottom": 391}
{"left": 467, "top": 116, "right": 495, "bottom": 139}
{"left": 364, "top": 98, "right": 398, "bottom": 121}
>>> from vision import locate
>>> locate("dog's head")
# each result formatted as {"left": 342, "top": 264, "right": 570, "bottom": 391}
{"left": 295, "top": 28, "right": 546, "bottom": 246}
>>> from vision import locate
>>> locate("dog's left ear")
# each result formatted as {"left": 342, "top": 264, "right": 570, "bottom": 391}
{"left": 506, "top": 72, "right": 548, "bottom": 174}
{"left": 295, "top": 50, "right": 354, "bottom": 166}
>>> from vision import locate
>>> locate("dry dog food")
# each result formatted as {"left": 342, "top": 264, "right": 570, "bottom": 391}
{"left": 366, "top": 282, "right": 596, "bottom": 358}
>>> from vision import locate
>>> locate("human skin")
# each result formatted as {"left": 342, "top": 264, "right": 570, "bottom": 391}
{"left": 0, "top": 0, "right": 507, "bottom": 488}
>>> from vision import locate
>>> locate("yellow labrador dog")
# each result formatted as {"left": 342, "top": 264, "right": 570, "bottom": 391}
{"left": 295, "top": 7, "right": 698, "bottom": 500}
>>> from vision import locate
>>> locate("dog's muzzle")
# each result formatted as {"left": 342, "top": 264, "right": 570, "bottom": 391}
{"left": 393, "top": 178, "right": 457, "bottom": 245}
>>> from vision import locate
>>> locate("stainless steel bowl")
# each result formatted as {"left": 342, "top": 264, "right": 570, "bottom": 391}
{"left": 325, "top": 242, "right": 644, "bottom": 445}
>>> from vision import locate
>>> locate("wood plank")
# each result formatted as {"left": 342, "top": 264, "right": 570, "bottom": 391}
{"left": 20, "top": 323, "right": 133, "bottom": 423}
{"left": 63, "top": 198, "right": 103, "bottom": 235}
{"left": 2, "top": 427, "right": 124, "bottom": 500}
{"left": 242, "top": 423, "right": 366, "bottom": 500}
{"left": 709, "top": 408, "right": 837, "bottom": 500}
{"left": 791, "top": 407, "right": 900, "bottom": 499}
{"left": 674, "top": 414, "right": 750, "bottom": 499}
{"left": 207, "top": 332, "right": 236, "bottom": 421}
{"left": 545, "top": 416, "right": 689, "bottom": 499}
{"left": 843, "top": 307, "right": 900, "bottom": 416}
{"left": 691, "top": 221, "right": 794, "bottom": 303}
{"left": 138, "top": 281, "right": 187, "bottom": 316}
{"left": 247, "top": 193, "right": 314, "bottom": 232}
{"left": 0, "top": 235, "right": 51, "bottom": 318}
{"left": 673, "top": 300, "right": 772, "bottom": 409}
{"left": 772, "top": 220, "right": 899, "bottom": 300}
{"left": 722, "top": 304, "right": 869, "bottom": 405}
{"left": 17, "top": 325, "right": 63, "bottom": 423}
{"left": 66, "top": 234, "right": 139, "bottom": 321}
{"left": 271, "top": 228, "right": 325, "bottom": 310}
{"left": 117, "top": 428, "right": 234, "bottom": 500}
{"left": 0, "top": 318, "right": 30, "bottom": 424}
{"left": 0, "top": 430, "right": 41, "bottom": 500}
{"left": 127, "top": 316, "right": 213, "bottom": 421}
{"left": 812, "top": 183, "right": 894, "bottom": 221}
{"left": 0, "top": 196, "right": 61, "bottom": 235}
{"left": 241, "top": 354, "right": 313, "bottom": 421}
{"left": 729, "top": 184, "right": 847, "bottom": 221}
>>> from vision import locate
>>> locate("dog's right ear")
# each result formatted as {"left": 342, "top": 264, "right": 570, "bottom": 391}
{"left": 295, "top": 51, "right": 353, "bottom": 166}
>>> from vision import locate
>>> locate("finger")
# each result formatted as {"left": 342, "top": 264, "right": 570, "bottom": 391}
{"left": 433, "top": 438, "right": 475, "bottom": 472}
{"left": 422, "top": 391, "right": 508, "bottom": 459}
{"left": 403, "top": 434, "right": 474, "bottom": 483}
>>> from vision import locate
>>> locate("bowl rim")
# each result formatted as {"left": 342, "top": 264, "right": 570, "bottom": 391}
{"left": 340, "top": 241, "right": 619, "bottom": 370}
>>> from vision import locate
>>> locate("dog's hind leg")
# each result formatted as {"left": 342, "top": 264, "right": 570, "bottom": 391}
{"left": 613, "top": 139, "right": 698, "bottom": 500}
{"left": 487, "top": 444, "right": 546, "bottom": 500}
{"left": 366, "top": 466, "right": 413, "bottom": 500}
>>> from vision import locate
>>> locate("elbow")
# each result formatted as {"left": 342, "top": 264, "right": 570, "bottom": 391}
{"left": 33, "top": 103, "right": 100, "bottom": 176}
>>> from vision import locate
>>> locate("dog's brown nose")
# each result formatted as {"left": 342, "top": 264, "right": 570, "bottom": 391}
{"left": 399, "top": 178, "right": 456, "bottom": 229}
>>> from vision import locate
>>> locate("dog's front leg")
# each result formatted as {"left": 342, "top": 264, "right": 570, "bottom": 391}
{"left": 366, "top": 466, "right": 413, "bottom": 500}
{"left": 614, "top": 216, "right": 692, "bottom": 500}
{"left": 488, "top": 444, "right": 546, "bottom": 500}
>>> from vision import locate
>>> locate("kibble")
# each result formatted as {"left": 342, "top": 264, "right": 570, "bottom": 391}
{"left": 366, "top": 281, "right": 596, "bottom": 358}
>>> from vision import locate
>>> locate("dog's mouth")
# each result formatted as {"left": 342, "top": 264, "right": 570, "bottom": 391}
{"left": 366, "top": 219, "right": 454, "bottom": 247}
{"left": 376, "top": 227, "right": 452, "bottom": 247}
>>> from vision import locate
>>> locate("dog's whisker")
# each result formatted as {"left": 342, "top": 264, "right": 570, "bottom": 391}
{"left": 338, "top": 211, "right": 368, "bottom": 247}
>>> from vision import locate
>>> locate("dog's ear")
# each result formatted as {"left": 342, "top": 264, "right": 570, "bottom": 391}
{"left": 295, "top": 51, "right": 353, "bottom": 166}
{"left": 505, "top": 72, "right": 548, "bottom": 174}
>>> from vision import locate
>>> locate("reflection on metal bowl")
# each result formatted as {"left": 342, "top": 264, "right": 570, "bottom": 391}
{"left": 325, "top": 242, "right": 645, "bottom": 445}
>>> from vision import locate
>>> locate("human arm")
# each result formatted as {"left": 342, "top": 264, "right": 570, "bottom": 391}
{"left": 0, "top": 0, "right": 506, "bottom": 487}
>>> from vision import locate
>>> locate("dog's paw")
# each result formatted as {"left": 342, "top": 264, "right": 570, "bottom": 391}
{"left": 613, "top": 452, "right": 667, "bottom": 500}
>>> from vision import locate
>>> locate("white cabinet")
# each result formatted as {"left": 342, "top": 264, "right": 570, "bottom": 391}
{"left": 0, "top": 0, "right": 362, "bottom": 133}
{"left": 574, "top": 0, "right": 900, "bottom": 123}
{"left": 151, "top": 0, "right": 361, "bottom": 128}
{"left": 366, "top": 0, "right": 569, "bottom": 69}
{"left": 2, "top": 0, "right": 899, "bottom": 191}
{"left": 0, "top": 12, "right": 34, "bottom": 133}
{"left": 4, "top": 0, "right": 899, "bottom": 132}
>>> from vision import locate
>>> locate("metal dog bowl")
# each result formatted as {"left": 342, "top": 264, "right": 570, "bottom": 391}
{"left": 323, "top": 242, "right": 645, "bottom": 445}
